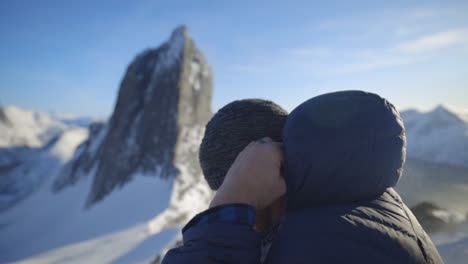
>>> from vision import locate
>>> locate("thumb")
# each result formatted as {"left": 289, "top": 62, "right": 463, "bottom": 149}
{"left": 278, "top": 173, "right": 287, "bottom": 193}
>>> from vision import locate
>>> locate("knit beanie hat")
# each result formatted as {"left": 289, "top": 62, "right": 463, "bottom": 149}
{"left": 199, "top": 99, "right": 288, "bottom": 190}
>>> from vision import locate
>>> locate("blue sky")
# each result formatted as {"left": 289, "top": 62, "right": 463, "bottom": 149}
{"left": 1, "top": 0, "right": 467, "bottom": 118}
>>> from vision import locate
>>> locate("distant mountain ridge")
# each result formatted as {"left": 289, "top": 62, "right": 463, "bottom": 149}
{"left": 0, "top": 106, "right": 90, "bottom": 210}
{"left": 0, "top": 106, "right": 92, "bottom": 148}
{"left": 401, "top": 105, "right": 468, "bottom": 168}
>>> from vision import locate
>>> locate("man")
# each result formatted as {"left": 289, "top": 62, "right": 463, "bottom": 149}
{"left": 162, "top": 91, "right": 444, "bottom": 263}
{"left": 198, "top": 99, "right": 288, "bottom": 236}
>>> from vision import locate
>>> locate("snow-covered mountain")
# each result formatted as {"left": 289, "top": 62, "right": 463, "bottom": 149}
{"left": 0, "top": 106, "right": 91, "bottom": 149}
{"left": 0, "top": 107, "right": 91, "bottom": 210}
{"left": 0, "top": 26, "right": 213, "bottom": 264}
{"left": 401, "top": 105, "right": 468, "bottom": 168}
{"left": 53, "top": 25, "right": 212, "bottom": 208}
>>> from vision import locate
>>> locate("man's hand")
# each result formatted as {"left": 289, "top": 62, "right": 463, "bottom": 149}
{"left": 210, "top": 137, "right": 286, "bottom": 210}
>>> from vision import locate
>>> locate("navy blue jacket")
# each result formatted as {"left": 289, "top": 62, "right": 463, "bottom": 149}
{"left": 162, "top": 91, "right": 444, "bottom": 264}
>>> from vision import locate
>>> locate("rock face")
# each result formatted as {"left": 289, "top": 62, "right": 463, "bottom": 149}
{"left": 0, "top": 107, "right": 10, "bottom": 125}
{"left": 53, "top": 26, "right": 212, "bottom": 207}
{"left": 410, "top": 201, "right": 467, "bottom": 234}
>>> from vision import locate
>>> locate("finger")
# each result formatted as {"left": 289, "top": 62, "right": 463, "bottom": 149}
{"left": 241, "top": 141, "right": 256, "bottom": 152}
{"left": 269, "top": 142, "right": 284, "bottom": 148}
{"left": 233, "top": 143, "right": 253, "bottom": 163}
{"left": 278, "top": 159, "right": 285, "bottom": 177}
{"left": 266, "top": 142, "right": 285, "bottom": 161}
{"left": 276, "top": 176, "right": 287, "bottom": 196}
{"left": 257, "top": 137, "right": 273, "bottom": 144}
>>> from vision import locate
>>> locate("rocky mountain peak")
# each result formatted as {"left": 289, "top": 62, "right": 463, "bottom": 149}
{"left": 431, "top": 105, "right": 464, "bottom": 124}
{"left": 403, "top": 105, "right": 466, "bottom": 133}
{"left": 0, "top": 107, "right": 10, "bottom": 126}
{"left": 53, "top": 26, "right": 212, "bottom": 207}
{"left": 170, "top": 25, "right": 188, "bottom": 40}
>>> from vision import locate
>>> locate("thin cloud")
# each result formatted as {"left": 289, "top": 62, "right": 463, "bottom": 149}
{"left": 227, "top": 4, "right": 468, "bottom": 76}
{"left": 395, "top": 29, "right": 468, "bottom": 53}
{"left": 405, "top": 7, "right": 447, "bottom": 19}
{"left": 338, "top": 29, "right": 468, "bottom": 73}
{"left": 232, "top": 27, "right": 468, "bottom": 75}
{"left": 333, "top": 56, "right": 415, "bottom": 74}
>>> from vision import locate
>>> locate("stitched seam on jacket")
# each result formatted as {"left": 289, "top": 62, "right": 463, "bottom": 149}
{"left": 397, "top": 199, "right": 431, "bottom": 263}
{"left": 344, "top": 212, "right": 418, "bottom": 241}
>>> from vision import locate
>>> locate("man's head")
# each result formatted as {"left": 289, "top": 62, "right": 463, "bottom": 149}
{"left": 283, "top": 90, "right": 406, "bottom": 208}
{"left": 199, "top": 99, "right": 288, "bottom": 190}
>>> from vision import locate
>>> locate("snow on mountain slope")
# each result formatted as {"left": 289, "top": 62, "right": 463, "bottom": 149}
{"left": 401, "top": 105, "right": 468, "bottom": 168}
{"left": 0, "top": 126, "right": 89, "bottom": 210}
{"left": 0, "top": 170, "right": 173, "bottom": 263}
{"left": 0, "top": 125, "right": 210, "bottom": 264}
{"left": 0, "top": 105, "right": 93, "bottom": 209}
{"left": 49, "top": 128, "right": 90, "bottom": 162}
{"left": 0, "top": 106, "right": 91, "bottom": 148}
{"left": 148, "top": 125, "right": 213, "bottom": 233}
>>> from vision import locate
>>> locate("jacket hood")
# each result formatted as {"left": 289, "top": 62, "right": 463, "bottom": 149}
{"left": 283, "top": 91, "right": 406, "bottom": 209}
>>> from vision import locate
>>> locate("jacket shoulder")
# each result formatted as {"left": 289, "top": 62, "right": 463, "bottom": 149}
{"left": 266, "top": 189, "right": 444, "bottom": 264}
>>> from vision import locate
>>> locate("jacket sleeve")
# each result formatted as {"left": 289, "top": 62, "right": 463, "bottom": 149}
{"left": 161, "top": 204, "right": 262, "bottom": 264}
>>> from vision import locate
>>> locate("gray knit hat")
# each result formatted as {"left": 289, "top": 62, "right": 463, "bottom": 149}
{"left": 199, "top": 99, "right": 288, "bottom": 190}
